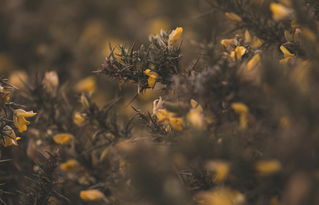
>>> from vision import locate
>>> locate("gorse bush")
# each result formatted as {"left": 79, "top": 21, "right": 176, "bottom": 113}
{"left": 1, "top": 0, "right": 319, "bottom": 204}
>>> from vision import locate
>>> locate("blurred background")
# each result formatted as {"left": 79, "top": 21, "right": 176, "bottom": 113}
{"left": 0, "top": 0, "right": 222, "bottom": 111}
{"left": 0, "top": 0, "right": 218, "bottom": 77}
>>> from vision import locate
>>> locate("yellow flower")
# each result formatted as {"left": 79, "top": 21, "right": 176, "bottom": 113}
{"left": 73, "top": 112, "right": 85, "bottom": 126}
{"left": 60, "top": 159, "right": 80, "bottom": 172}
{"left": 144, "top": 69, "right": 159, "bottom": 88}
{"left": 234, "top": 46, "right": 247, "bottom": 60}
{"left": 187, "top": 99, "right": 205, "bottom": 129}
{"left": 75, "top": 76, "right": 96, "bottom": 93}
{"left": 255, "top": 160, "right": 282, "bottom": 176}
{"left": 279, "top": 45, "right": 295, "bottom": 64}
{"left": 247, "top": 54, "right": 261, "bottom": 70}
{"left": 231, "top": 103, "right": 249, "bottom": 130}
{"left": 206, "top": 161, "right": 230, "bottom": 183}
{"left": 168, "top": 27, "right": 183, "bottom": 46}
{"left": 220, "top": 39, "right": 238, "bottom": 49}
{"left": 155, "top": 109, "right": 183, "bottom": 131}
{"left": 53, "top": 133, "right": 73, "bottom": 145}
{"left": 156, "top": 109, "right": 172, "bottom": 123}
{"left": 250, "top": 36, "right": 263, "bottom": 48}
{"left": 0, "top": 125, "right": 21, "bottom": 147}
{"left": 224, "top": 12, "right": 242, "bottom": 22}
{"left": 80, "top": 189, "right": 105, "bottom": 201}
{"left": 196, "top": 188, "right": 245, "bottom": 205}
{"left": 280, "top": 45, "right": 294, "bottom": 58}
{"left": 270, "top": 3, "right": 292, "bottom": 21}
{"left": 231, "top": 103, "right": 248, "bottom": 114}
{"left": 13, "top": 109, "right": 37, "bottom": 132}
{"left": 169, "top": 117, "right": 184, "bottom": 131}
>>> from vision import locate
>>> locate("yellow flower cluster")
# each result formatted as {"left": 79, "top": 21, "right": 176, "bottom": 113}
{"left": 13, "top": 109, "right": 37, "bottom": 133}
{"left": 168, "top": 27, "right": 183, "bottom": 46}
{"left": 144, "top": 68, "right": 159, "bottom": 88}
{"left": 156, "top": 109, "right": 184, "bottom": 131}
{"left": 220, "top": 39, "right": 247, "bottom": 61}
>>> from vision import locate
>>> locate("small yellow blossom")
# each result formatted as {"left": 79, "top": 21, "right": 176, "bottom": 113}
{"left": 225, "top": 12, "right": 242, "bottom": 22}
{"left": 231, "top": 103, "right": 248, "bottom": 114}
{"left": 234, "top": 46, "right": 247, "bottom": 60}
{"left": 155, "top": 109, "right": 170, "bottom": 123}
{"left": 169, "top": 117, "right": 184, "bottom": 131}
{"left": 144, "top": 68, "right": 159, "bottom": 88}
{"left": 270, "top": 3, "right": 292, "bottom": 21}
{"left": 250, "top": 36, "right": 263, "bottom": 48}
{"left": 75, "top": 76, "right": 96, "bottom": 93}
{"left": 80, "top": 189, "right": 105, "bottom": 201}
{"left": 244, "top": 30, "right": 252, "bottom": 43}
{"left": 247, "top": 54, "right": 261, "bottom": 70}
{"left": 155, "top": 109, "right": 183, "bottom": 131}
{"left": 231, "top": 103, "right": 249, "bottom": 129}
{"left": 53, "top": 133, "right": 73, "bottom": 145}
{"left": 206, "top": 161, "right": 230, "bottom": 183}
{"left": 280, "top": 45, "right": 294, "bottom": 58}
{"left": 13, "top": 109, "right": 37, "bottom": 132}
{"left": 73, "top": 112, "right": 85, "bottom": 126}
{"left": 187, "top": 109, "right": 204, "bottom": 129}
{"left": 60, "top": 159, "right": 80, "bottom": 172}
{"left": 168, "top": 27, "right": 183, "bottom": 46}
{"left": 187, "top": 99, "right": 205, "bottom": 129}
{"left": 279, "top": 45, "right": 294, "bottom": 64}
{"left": 220, "top": 39, "right": 238, "bottom": 49}
{"left": 196, "top": 188, "right": 245, "bottom": 205}
{"left": 0, "top": 125, "right": 21, "bottom": 147}
{"left": 244, "top": 30, "right": 263, "bottom": 48}
{"left": 255, "top": 160, "right": 282, "bottom": 176}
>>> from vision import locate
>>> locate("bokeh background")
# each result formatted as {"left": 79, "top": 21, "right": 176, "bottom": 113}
{"left": 0, "top": 0, "right": 222, "bottom": 111}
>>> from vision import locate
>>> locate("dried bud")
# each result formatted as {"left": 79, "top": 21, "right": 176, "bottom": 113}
{"left": 42, "top": 71, "right": 59, "bottom": 96}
